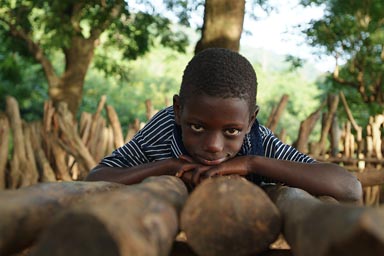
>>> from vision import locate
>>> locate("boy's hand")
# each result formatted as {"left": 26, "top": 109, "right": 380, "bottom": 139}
{"left": 175, "top": 155, "right": 211, "bottom": 186}
{"left": 176, "top": 155, "right": 252, "bottom": 186}
{"left": 203, "top": 156, "right": 251, "bottom": 178}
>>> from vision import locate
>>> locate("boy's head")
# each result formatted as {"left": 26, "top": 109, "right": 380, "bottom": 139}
{"left": 173, "top": 48, "right": 259, "bottom": 166}
{"left": 178, "top": 48, "right": 258, "bottom": 113}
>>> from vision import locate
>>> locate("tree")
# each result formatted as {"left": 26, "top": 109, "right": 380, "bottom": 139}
{"left": 195, "top": 0, "right": 245, "bottom": 53}
{"left": 0, "top": 0, "right": 188, "bottom": 115}
{"left": 299, "top": 0, "right": 384, "bottom": 107}
{"left": 163, "top": 0, "right": 271, "bottom": 53}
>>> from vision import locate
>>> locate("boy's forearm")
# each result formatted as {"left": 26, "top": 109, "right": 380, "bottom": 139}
{"left": 248, "top": 156, "right": 362, "bottom": 203}
{"left": 85, "top": 159, "right": 178, "bottom": 185}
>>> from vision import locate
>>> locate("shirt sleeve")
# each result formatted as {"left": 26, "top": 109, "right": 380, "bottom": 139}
{"left": 259, "top": 125, "right": 315, "bottom": 163}
{"left": 99, "top": 107, "right": 173, "bottom": 168}
{"left": 100, "top": 131, "right": 150, "bottom": 168}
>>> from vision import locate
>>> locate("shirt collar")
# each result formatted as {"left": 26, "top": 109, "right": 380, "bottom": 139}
{"left": 170, "top": 123, "right": 189, "bottom": 158}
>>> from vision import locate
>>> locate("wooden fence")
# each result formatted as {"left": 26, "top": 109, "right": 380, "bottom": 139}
{"left": 0, "top": 93, "right": 383, "bottom": 205}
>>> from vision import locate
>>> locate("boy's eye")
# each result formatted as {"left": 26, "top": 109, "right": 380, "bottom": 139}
{"left": 190, "top": 124, "right": 204, "bottom": 132}
{"left": 224, "top": 128, "right": 241, "bottom": 136}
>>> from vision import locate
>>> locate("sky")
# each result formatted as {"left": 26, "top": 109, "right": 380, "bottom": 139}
{"left": 241, "top": 1, "right": 335, "bottom": 72}
{"left": 134, "top": 0, "right": 335, "bottom": 72}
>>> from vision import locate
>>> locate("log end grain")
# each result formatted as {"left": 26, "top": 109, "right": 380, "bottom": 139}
{"left": 181, "top": 176, "right": 282, "bottom": 256}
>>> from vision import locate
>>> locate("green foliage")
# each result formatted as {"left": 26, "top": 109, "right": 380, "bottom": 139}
{"left": 0, "top": 0, "right": 190, "bottom": 79}
{"left": 82, "top": 46, "right": 193, "bottom": 130}
{"left": 0, "top": 51, "right": 47, "bottom": 120}
{"left": 299, "top": 0, "right": 384, "bottom": 109}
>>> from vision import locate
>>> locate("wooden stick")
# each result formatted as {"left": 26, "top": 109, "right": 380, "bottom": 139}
{"left": 31, "top": 176, "right": 188, "bottom": 256}
{"left": 264, "top": 185, "right": 384, "bottom": 256}
{"left": 56, "top": 102, "right": 96, "bottom": 179}
{"left": 6, "top": 96, "right": 39, "bottom": 188}
{"left": 0, "top": 181, "right": 124, "bottom": 255}
{"left": 181, "top": 176, "right": 281, "bottom": 256}
{"left": 294, "top": 103, "right": 324, "bottom": 153}
{"left": 0, "top": 113, "right": 10, "bottom": 189}
{"left": 266, "top": 94, "right": 289, "bottom": 133}
{"left": 105, "top": 104, "right": 124, "bottom": 148}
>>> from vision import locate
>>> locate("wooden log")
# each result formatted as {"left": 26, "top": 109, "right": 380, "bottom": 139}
{"left": 0, "top": 181, "right": 124, "bottom": 255}
{"left": 56, "top": 102, "right": 96, "bottom": 179}
{"left": 266, "top": 94, "right": 289, "bottom": 133}
{"left": 265, "top": 185, "right": 384, "bottom": 256}
{"left": 31, "top": 176, "right": 188, "bottom": 256}
{"left": 318, "top": 94, "right": 339, "bottom": 156}
{"left": 0, "top": 113, "right": 10, "bottom": 189}
{"left": 181, "top": 176, "right": 281, "bottom": 256}
{"left": 29, "top": 122, "right": 56, "bottom": 182}
{"left": 354, "top": 170, "right": 384, "bottom": 187}
{"left": 294, "top": 104, "right": 323, "bottom": 153}
{"left": 6, "top": 96, "right": 39, "bottom": 188}
{"left": 105, "top": 104, "right": 124, "bottom": 148}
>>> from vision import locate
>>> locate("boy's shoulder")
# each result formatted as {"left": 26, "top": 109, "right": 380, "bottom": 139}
{"left": 253, "top": 120, "right": 272, "bottom": 138}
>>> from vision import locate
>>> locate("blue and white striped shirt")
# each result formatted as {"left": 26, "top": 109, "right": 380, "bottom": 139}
{"left": 101, "top": 106, "right": 315, "bottom": 174}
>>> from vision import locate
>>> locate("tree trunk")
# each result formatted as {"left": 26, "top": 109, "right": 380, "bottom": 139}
{"left": 264, "top": 185, "right": 384, "bottom": 256}
{"left": 0, "top": 181, "right": 124, "bottom": 256}
{"left": 181, "top": 176, "right": 281, "bottom": 256}
{"left": 49, "top": 36, "right": 95, "bottom": 115}
{"left": 195, "top": 0, "right": 245, "bottom": 53}
{"left": 31, "top": 176, "right": 188, "bottom": 256}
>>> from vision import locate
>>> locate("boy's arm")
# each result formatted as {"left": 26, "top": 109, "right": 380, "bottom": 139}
{"left": 200, "top": 156, "right": 362, "bottom": 203}
{"left": 86, "top": 158, "right": 200, "bottom": 185}
{"left": 246, "top": 156, "right": 362, "bottom": 203}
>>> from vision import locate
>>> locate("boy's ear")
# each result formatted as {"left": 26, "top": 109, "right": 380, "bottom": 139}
{"left": 247, "top": 105, "right": 259, "bottom": 133}
{"left": 173, "top": 95, "right": 182, "bottom": 125}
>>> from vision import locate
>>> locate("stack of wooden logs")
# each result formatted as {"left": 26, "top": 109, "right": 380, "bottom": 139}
{"left": 0, "top": 95, "right": 147, "bottom": 189}
{"left": 1, "top": 93, "right": 384, "bottom": 205}
{"left": 0, "top": 175, "right": 383, "bottom": 256}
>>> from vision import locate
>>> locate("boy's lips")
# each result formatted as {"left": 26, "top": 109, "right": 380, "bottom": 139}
{"left": 196, "top": 156, "right": 227, "bottom": 166}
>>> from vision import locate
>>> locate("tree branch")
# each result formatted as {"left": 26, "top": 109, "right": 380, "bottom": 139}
{"left": 0, "top": 17, "right": 59, "bottom": 87}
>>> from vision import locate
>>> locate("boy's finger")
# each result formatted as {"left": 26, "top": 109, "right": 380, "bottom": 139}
{"left": 179, "top": 155, "right": 194, "bottom": 163}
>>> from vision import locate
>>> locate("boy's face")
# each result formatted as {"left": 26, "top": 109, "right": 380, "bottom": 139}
{"left": 173, "top": 94, "right": 257, "bottom": 166}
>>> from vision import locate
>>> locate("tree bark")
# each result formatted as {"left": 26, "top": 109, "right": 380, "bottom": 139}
{"left": 31, "top": 176, "right": 188, "bottom": 256}
{"left": 264, "top": 185, "right": 384, "bottom": 256}
{"left": 0, "top": 181, "right": 124, "bottom": 255}
{"left": 181, "top": 176, "right": 281, "bottom": 256}
{"left": 195, "top": 0, "right": 245, "bottom": 53}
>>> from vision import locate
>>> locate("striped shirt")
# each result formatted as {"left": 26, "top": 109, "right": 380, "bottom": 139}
{"left": 101, "top": 106, "right": 315, "bottom": 173}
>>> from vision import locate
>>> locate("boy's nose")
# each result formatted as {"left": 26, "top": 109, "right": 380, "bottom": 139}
{"left": 203, "top": 133, "right": 224, "bottom": 153}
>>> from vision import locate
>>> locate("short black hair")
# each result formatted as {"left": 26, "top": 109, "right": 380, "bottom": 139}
{"left": 179, "top": 48, "right": 257, "bottom": 112}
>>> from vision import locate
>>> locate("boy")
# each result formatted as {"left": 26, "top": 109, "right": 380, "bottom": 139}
{"left": 86, "top": 48, "right": 362, "bottom": 203}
